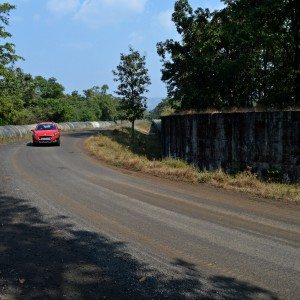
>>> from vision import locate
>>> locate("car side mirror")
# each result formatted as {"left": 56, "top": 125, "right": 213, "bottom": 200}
{"left": 58, "top": 128, "right": 62, "bottom": 132}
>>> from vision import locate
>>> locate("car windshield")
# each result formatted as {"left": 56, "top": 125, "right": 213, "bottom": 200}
{"left": 36, "top": 124, "right": 56, "bottom": 130}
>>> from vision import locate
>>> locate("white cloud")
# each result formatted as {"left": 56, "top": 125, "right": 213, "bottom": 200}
{"left": 74, "top": 0, "right": 148, "bottom": 27}
{"left": 47, "top": 0, "right": 80, "bottom": 15}
{"left": 157, "top": 9, "right": 174, "bottom": 31}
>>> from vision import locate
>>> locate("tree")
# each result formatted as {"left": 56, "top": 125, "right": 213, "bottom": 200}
{"left": 288, "top": 0, "right": 300, "bottom": 106}
{"left": 149, "top": 98, "right": 178, "bottom": 119}
{"left": 101, "top": 84, "right": 109, "bottom": 95}
{"left": 0, "top": 68, "right": 36, "bottom": 106}
{"left": 82, "top": 85, "right": 119, "bottom": 121}
{"left": 34, "top": 76, "right": 64, "bottom": 99}
{"left": 113, "top": 47, "right": 151, "bottom": 141}
{"left": 0, "top": 2, "right": 24, "bottom": 125}
{"left": 0, "top": 2, "right": 22, "bottom": 77}
{"left": 157, "top": 0, "right": 299, "bottom": 110}
{"left": 0, "top": 68, "right": 36, "bottom": 125}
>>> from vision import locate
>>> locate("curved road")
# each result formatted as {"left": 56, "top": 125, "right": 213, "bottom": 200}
{"left": 0, "top": 130, "right": 299, "bottom": 299}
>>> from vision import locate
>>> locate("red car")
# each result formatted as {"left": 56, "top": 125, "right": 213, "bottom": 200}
{"left": 31, "top": 122, "right": 61, "bottom": 146}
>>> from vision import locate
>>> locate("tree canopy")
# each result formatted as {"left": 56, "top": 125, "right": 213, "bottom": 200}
{"left": 113, "top": 47, "right": 151, "bottom": 138}
{"left": 0, "top": 67, "right": 122, "bottom": 125}
{"left": 157, "top": 0, "right": 300, "bottom": 110}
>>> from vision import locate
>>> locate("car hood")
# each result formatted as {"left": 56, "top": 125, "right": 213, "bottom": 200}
{"left": 34, "top": 130, "right": 58, "bottom": 136}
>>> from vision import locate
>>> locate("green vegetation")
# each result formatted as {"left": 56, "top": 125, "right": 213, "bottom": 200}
{"left": 0, "top": 68, "right": 122, "bottom": 125}
{"left": 85, "top": 122, "right": 299, "bottom": 202}
{"left": 147, "top": 98, "right": 177, "bottom": 119}
{"left": 157, "top": 0, "right": 300, "bottom": 111}
{"left": 113, "top": 47, "right": 151, "bottom": 141}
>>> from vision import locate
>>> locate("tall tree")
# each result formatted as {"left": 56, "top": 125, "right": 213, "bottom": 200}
{"left": 0, "top": 2, "right": 22, "bottom": 77}
{"left": 157, "top": 0, "right": 299, "bottom": 110}
{"left": 0, "top": 3, "right": 24, "bottom": 125}
{"left": 113, "top": 47, "right": 151, "bottom": 141}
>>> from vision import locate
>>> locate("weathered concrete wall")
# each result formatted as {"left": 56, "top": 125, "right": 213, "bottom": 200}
{"left": 161, "top": 111, "right": 300, "bottom": 182}
{"left": 0, "top": 121, "right": 116, "bottom": 138}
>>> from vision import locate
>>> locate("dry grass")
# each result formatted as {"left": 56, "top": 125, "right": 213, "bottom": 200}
{"left": 85, "top": 134, "right": 198, "bottom": 182}
{"left": 85, "top": 126, "right": 299, "bottom": 202}
{"left": 135, "top": 120, "right": 152, "bottom": 133}
{"left": 197, "top": 171, "right": 299, "bottom": 202}
{"left": 0, "top": 134, "right": 32, "bottom": 144}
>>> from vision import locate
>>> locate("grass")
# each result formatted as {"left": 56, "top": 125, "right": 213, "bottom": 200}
{"left": 134, "top": 121, "right": 153, "bottom": 133}
{"left": 85, "top": 121, "right": 300, "bottom": 202}
{"left": 0, "top": 133, "right": 32, "bottom": 144}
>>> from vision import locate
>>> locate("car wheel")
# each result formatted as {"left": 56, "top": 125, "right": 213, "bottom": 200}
{"left": 56, "top": 139, "right": 61, "bottom": 146}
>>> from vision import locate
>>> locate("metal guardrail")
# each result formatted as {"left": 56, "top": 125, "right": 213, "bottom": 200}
{"left": 0, "top": 121, "right": 118, "bottom": 138}
{"left": 0, "top": 120, "right": 161, "bottom": 138}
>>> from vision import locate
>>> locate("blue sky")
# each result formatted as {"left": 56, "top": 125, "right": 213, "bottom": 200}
{"left": 9, "top": 0, "right": 223, "bottom": 109}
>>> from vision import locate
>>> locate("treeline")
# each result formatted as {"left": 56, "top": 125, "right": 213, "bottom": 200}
{"left": 157, "top": 0, "right": 299, "bottom": 111}
{"left": 0, "top": 68, "right": 121, "bottom": 125}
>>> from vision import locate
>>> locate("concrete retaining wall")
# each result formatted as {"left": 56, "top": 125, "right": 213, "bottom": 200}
{"left": 161, "top": 111, "right": 300, "bottom": 182}
{"left": 150, "top": 119, "right": 161, "bottom": 134}
{"left": 0, "top": 121, "right": 117, "bottom": 138}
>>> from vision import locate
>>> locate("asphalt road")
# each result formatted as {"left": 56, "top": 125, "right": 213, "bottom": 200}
{"left": 0, "top": 130, "right": 299, "bottom": 299}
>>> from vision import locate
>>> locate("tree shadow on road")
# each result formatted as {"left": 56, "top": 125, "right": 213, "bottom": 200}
{"left": 0, "top": 192, "right": 278, "bottom": 299}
